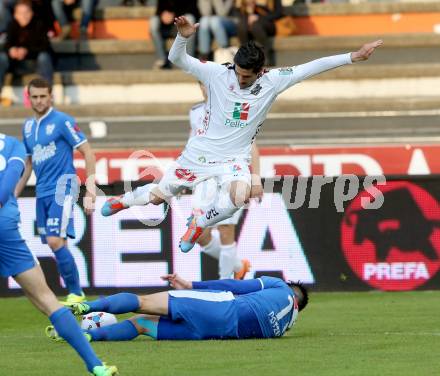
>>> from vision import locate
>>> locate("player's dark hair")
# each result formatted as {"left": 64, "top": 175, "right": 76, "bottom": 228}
{"left": 28, "top": 77, "right": 52, "bottom": 94}
{"left": 287, "top": 281, "right": 309, "bottom": 312}
{"left": 234, "top": 41, "right": 265, "bottom": 73}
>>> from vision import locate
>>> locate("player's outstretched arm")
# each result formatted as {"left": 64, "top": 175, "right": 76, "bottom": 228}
{"left": 161, "top": 274, "right": 266, "bottom": 295}
{"left": 161, "top": 274, "right": 193, "bottom": 290}
{"left": 192, "top": 279, "right": 264, "bottom": 295}
{"left": 169, "top": 16, "right": 224, "bottom": 83}
{"left": 272, "top": 39, "right": 383, "bottom": 95}
{"left": 174, "top": 16, "right": 199, "bottom": 39}
{"left": 350, "top": 40, "right": 383, "bottom": 62}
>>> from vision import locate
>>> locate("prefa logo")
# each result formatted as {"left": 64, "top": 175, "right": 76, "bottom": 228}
{"left": 341, "top": 181, "right": 440, "bottom": 291}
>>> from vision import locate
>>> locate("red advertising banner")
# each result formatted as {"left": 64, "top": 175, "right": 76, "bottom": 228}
{"left": 67, "top": 145, "right": 440, "bottom": 185}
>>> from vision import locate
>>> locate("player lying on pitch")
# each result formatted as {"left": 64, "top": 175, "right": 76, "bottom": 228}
{"left": 47, "top": 273, "right": 308, "bottom": 341}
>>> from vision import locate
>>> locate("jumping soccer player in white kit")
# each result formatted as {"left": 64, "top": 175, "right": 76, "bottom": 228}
{"left": 190, "top": 82, "right": 261, "bottom": 279}
{"left": 101, "top": 16, "right": 382, "bottom": 253}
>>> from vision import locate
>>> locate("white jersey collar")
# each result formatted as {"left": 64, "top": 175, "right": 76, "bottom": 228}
{"left": 35, "top": 107, "right": 54, "bottom": 125}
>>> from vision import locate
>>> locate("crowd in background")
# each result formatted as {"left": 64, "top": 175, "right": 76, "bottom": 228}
{"left": 150, "top": 0, "right": 286, "bottom": 69}
{"left": 0, "top": 0, "right": 391, "bottom": 104}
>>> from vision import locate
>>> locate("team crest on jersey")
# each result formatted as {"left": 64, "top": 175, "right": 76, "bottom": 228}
{"left": 24, "top": 120, "right": 33, "bottom": 138}
{"left": 250, "top": 84, "right": 262, "bottom": 96}
{"left": 46, "top": 124, "right": 55, "bottom": 136}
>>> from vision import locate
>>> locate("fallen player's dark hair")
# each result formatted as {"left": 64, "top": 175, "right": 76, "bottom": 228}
{"left": 234, "top": 41, "right": 265, "bottom": 73}
{"left": 287, "top": 281, "right": 309, "bottom": 312}
{"left": 28, "top": 77, "right": 52, "bottom": 94}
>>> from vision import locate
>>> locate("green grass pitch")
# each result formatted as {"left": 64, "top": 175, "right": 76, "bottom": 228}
{"left": 0, "top": 291, "right": 439, "bottom": 376}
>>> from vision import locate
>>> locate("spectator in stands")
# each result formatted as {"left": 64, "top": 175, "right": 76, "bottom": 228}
{"left": 197, "top": 0, "right": 237, "bottom": 61}
{"left": 0, "top": 0, "right": 53, "bottom": 104}
{"left": 0, "top": 0, "right": 15, "bottom": 37}
{"left": 150, "top": 0, "right": 198, "bottom": 69}
{"left": 51, "top": 0, "right": 96, "bottom": 40}
{"left": 235, "top": 0, "right": 282, "bottom": 66}
{"left": 33, "top": 0, "right": 57, "bottom": 36}
{"left": 1, "top": 0, "right": 55, "bottom": 37}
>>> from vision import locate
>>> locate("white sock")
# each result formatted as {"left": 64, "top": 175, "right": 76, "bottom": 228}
{"left": 197, "top": 188, "right": 239, "bottom": 228}
{"left": 201, "top": 232, "right": 221, "bottom": 259}
{"left": 233, "top": 257, "right": 243, "bottom": 273}
{"left": 121, "top": 183, "right": 158, "bottom": 207}
{"left": 219, "top": 242, "right": 237, "bottom": 279}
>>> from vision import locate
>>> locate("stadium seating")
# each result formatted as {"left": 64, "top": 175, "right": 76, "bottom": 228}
{"left": 1, "top": 0, "right": 440, "bottom": 148}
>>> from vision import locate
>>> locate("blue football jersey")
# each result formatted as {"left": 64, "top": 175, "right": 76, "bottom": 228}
{"left": 237, "top": 276, "right": 298, "bottom": 338}
{"left": 0, "top": 134, "right": 27, "bottom": 221}
{"left": 22, "top": 108, "right": 87, "bottom": 198}
{"left": 192, "top": 276, "right": 299, "bottom": 338}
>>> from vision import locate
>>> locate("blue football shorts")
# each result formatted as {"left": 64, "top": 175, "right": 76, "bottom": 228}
{"left": 0, "top": 217, "right": 38, "bottom": 277}
{"left": 36, "top": 194, "right": 75, "bottom": 244}
{"left": 157, "top": 289, "right": 239, "bottom": 340}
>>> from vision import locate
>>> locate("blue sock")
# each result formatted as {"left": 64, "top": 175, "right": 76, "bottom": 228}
{"left": 50, "top": 307, "right": 102, "bottom": 372}
{"left": 88, "top": 320, "right": 139, "bottom": 341}
{"left": 54, "top": 246, "right": 82, "bottom": 295}
{"left": 86, "top": 293, "right": 140, "bottom": 314}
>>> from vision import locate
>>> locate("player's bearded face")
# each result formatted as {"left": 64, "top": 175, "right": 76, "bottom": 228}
{"left": 29, "top": 87, "right": 52, "bottom": 115}
{"left": 235, "top": 65, "right": 258, "bottom": 89}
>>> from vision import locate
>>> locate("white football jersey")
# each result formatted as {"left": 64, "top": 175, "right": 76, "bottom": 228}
{"left": 189, "top": 102, "right": 206, "bottom": 139}
{"left": 170, "top": 35, "right": 352, "bottom": 164}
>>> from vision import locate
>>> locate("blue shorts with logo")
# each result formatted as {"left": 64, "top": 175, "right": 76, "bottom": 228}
{"left": 36, "top": 194, "right": 75, "bottom": 244}
{"left": 157, "top": 290, "right": 239, "bottom": 340}
{"left": 0, "top": 217, "right": 37, "bottom": 277}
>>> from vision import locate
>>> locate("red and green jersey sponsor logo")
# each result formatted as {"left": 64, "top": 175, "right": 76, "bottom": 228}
{"left": 233, "top": 102, "right": 250, "bottom": 120}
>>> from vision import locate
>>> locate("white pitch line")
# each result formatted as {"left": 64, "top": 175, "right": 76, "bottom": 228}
{"left": 1, "top": 108, "right": 440, "bottom": 126}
